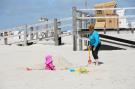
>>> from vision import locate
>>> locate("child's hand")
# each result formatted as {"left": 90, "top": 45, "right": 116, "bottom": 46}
{"left": 89, "top": 46, "right": 92, "bottom": 49}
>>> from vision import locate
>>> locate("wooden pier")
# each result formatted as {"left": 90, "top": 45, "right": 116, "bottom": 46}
{"left": 0, "top": 17, "right": 72, "bottom": 46}
{"left": 72, "top": 6, "right": 135, "bottom": 51}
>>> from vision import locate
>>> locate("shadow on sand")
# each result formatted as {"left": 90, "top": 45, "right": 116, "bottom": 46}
{"left": 100, "top": 44, "right": 126, "bottom": 50}
{"left": 84, "top": 44, "right": 126, "bottom": 51}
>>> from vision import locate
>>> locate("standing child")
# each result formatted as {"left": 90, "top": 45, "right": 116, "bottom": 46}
{"left": 88, "top": 24, "right": 101, "bottom": 65}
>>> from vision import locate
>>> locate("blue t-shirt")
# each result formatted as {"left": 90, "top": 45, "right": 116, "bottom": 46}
{"left": 88, "top": 30, "right": 100, "bottom": 48}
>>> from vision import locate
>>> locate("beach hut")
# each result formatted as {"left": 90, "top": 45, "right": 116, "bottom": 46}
{"left": 94, "top": 0, "right": 119, "bottom": 29}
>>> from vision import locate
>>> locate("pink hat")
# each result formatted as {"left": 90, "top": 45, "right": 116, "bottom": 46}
{"left": 45, "top": 54, "right": 53, "bottom": 64}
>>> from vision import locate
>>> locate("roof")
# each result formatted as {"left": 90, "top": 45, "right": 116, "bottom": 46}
{"left": 95, "top": 1, "right": 116, "bottom": 8}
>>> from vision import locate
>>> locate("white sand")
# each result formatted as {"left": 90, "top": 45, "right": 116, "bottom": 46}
{"left": 0, "top": 35, "right": 135, "bottom": 89}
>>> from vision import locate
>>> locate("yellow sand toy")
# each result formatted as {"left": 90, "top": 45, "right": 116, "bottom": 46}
{"left": 69, "top": 67, "right": 89, "bottom": 73}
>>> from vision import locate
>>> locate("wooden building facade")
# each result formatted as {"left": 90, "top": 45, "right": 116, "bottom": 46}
{"left": 94, "top": 0, "right": 119, "bottom": 29}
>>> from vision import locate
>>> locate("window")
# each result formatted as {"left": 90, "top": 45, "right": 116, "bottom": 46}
{"left": 97, "top": 10, "right": 102, "bottom": 14}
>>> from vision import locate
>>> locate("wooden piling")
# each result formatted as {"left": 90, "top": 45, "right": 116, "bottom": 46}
{"left": 72, "top": 7, "right": 77, "bottom": 51}
{"left": 79, "top": 12, "right": 83, "bottom": 51}
{"left": 24, "top": 25, "right": 28, "bottom": 46}
{"left": 131, "top": 28, "right": 134, "bottom": 33}
{"left": 117, "top": 27, "right": 120, "bottom": 34}
{"left": 30, "top": 27, "right": 34, "bottom": 40}
{"left": 103, "top": 28, "right": 106, "bottom": 34}
{"left": 4, "top": 32, "right": 8, "bottom": 45}
{"left": 36, "top": 26, "right": 39, "bottom": 40}
{"left": 54, "top": 18, "right": 59, "bottom": 46}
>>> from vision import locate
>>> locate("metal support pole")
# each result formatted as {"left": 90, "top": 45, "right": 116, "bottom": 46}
{"left": 72, "top": 7, "right": 77, "bottom": 51}
{"left": 24, "top": 24, "right": 28, "bottom": 46}
{"left": 54, "top": 18, "right": 59, "bottom": 46}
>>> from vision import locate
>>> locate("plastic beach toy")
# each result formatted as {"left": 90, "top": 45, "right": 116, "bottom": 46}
{"left": 69, "top": 68, "right": 76, "bottom": 72}
{"left": 80, "top": 67, "right": 89, "bottom": 73}
{"left": 26, "top": 67, "right": 32, "bottom": 71}
{"left": 77, "top": 67, "right": 89, "bottom": 73}
{"left": 68, "top": 67, "right": 89, "bottom": 73}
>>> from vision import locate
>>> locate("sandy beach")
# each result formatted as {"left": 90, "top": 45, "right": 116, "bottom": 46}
{"left": 0, "top": 35, "right": 135, "bottom": 89}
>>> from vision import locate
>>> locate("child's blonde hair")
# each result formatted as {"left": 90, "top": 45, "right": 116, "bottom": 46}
{"left": 88, "top": 24, "right": 95, "bottom": 31}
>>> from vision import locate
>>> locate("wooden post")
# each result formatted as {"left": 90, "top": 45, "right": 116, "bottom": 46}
{"left": 45, "top": 19, "right": 48, "bottom": 38}
{"left": 24, "top": 25, "right": 28, "bottom": 46}
{"left": 54, "top": 18, "right": 59, "bottom": 46}
{"left": 4, "top": 32, "right": 8, "bottom": 45}
{"left": 18, "top": 31, "right": 21, "bottom": 39}
{"left": 117, "top": 28, "right": 120, "bottom": 34}
{"left": 79, "top": 12, "right": 83, "bottom": 51}
{"left": 45, "top": 32, "right": 48, "bottom": 38}
{"left": 30, "top": 27, "right": 34, "bottom": 40}
{"left": 72, "top": 7, "right": 77, "bottom": 51}
{"left": 131, "top": 28, "right": 134, "bottom": 33}
{"left": 103, "top": 28, "right": 106, "bottom": 34}
{"left": 36, "top": 26, "right": 39, "bottom": 40}
{"left": 84, "top": 13, "right": 89, "bottom": 50}
{"left": 117, "top": 18, "right": 120, "bottom": 34}
{"left": 84, "top": 14, "right": 88, "bottom": 29}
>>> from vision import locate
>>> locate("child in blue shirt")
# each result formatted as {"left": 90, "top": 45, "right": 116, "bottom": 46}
{"left": 88, "top": 24, "right": 101, "bottom": 65}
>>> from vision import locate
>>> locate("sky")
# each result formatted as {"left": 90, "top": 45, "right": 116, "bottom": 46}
{"left": 0, "top": 0, "right": 135, "bottom": 29}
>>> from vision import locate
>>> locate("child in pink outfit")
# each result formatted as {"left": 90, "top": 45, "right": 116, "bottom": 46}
{"left": 45, "top": 54, "right": 55, "bottom": 70}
